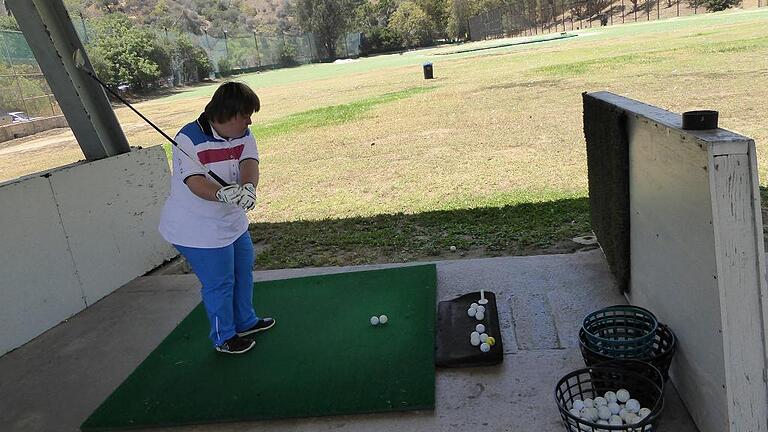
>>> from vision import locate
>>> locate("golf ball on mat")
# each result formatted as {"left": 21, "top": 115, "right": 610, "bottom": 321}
{"left": 370, "top": 316, "right": 379, "bottom": 326}
{"left": 486, "top": 336, "right": 495, "bottom": 346}
{"left": 480, "top": 333, "right": 489, "bottom": 342}
{"left": 477, "top": 305, "right": 486, "bottom": 313}
{"left": 475, "top": 311, "right": 485, "bottom": 321}
{"left": 379, "top": 314, "right": 388, "bottom": 324}
{"left": 476, "top": 324, "right": 485, "bottom": 333}
{"left": 480, "top": 342, "right": 490, "bottom": 352}
{"left": 470, "top": 303, "right": 479, "bottom": 309}
{"left": 470, "top": 337, "right": 480, "bottom": 346}
{"left": 467, "top": 307, "right": 477, "bottom": 317}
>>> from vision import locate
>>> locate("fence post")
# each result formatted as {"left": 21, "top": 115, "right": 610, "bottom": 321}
{"left": 657, "top": 0, "right": 659, "bottom": 19}
{"left": 253, "top": 31, "right": 261, "bottom": 67}
{"left": 622, "top": 0, "right": 625, "bottom": 22}
{"left": 677, "top": 0, "right": 680, "bottom": 16}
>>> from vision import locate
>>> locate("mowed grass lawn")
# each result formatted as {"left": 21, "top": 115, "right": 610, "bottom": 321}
{"left": 5, "top": 9, "right": 768, "bottom": 268}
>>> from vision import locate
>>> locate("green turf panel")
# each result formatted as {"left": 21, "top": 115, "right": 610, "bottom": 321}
{"left": 81, "top": 265, "right": 436, "bottom": 431}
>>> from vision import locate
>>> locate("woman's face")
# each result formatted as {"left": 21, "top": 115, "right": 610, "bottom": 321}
{"left": 215, "top": 112, "right": 252, "bottom": 138}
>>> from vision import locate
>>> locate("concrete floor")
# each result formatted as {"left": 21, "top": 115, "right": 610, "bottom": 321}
{"left": 0, "top": 249, "right": 699, "bottom": 432}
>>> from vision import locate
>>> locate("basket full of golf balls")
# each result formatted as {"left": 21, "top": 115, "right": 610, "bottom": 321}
{"left": 581, "top": 305, "right": 658, "bottom": 358}
{"left": 554, "top": 365, "right": 664, "bottom": 432}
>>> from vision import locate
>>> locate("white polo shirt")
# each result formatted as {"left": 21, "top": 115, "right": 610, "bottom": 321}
{"left": 158, "top": 113, "right": 259, "bottom": 248}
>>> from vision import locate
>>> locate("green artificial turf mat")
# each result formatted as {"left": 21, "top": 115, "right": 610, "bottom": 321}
{"left": 81, "top": 264, "right": 437, "bottom": 430}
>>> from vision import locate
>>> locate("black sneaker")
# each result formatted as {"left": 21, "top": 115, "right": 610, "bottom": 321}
{"left": 237, "top": 318, "right": 276, "bottom": 337}
{"left": 215, "top": 335, "right": 256, "bottom": 354}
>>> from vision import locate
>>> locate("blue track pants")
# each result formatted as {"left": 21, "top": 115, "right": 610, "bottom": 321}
{"left": 174, "top": 232, "right": 259, "bottom": 347}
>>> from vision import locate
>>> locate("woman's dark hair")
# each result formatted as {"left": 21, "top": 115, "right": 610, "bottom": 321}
{"left": 204, "top": 81, "right": 260, "bottom": 123}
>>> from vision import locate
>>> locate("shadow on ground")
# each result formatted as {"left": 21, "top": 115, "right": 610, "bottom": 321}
{"left": 248, "top": 196, "right": 595, "bottom": 270}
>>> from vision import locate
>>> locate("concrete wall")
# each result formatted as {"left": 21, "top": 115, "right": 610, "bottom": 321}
{"left": 587, "top": 92, "right": 768, "bottom": 432}
{"left": 0, "top": 115, "right": 69, "bottom": 143}
{"left": 0, "top": 146, "right": 176, "bottom": 356}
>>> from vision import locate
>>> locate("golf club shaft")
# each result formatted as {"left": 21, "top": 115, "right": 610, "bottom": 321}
{"left": 78, "top": 65, "right": 229, "bottom": 187}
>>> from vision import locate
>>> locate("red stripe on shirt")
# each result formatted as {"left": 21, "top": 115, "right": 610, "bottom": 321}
{"left": 197, "top": 144, "right": 245, "bottom": 165}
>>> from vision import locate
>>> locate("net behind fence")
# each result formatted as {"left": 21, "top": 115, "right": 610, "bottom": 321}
{"left": 467, "top": 0, "right": 766, "bottom": 40}
{"left": 0, "top": 30, "right": 61, "bottom": 120}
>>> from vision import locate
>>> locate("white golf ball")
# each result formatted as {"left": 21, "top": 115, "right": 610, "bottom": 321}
{"left": 476, "top": 324, "right": 486, "bottom": 333}
{"left": 470, "top": 336, "right": 481, "bottom": 346}
{"left": 467, "top": 307, "right": 477, "bottom": 317}
{"left": 638, "top": 407, "right": 652, "bottom": 419}
{"left": 598, "top": 406, "right": 611, "bottom": 420}
{"left": 583, "top": 398, "right": 594, "bottom": 409}
{"left": 625, "top": 399, "right": 640, "bottom": 413}
{"left": 572, "top": 400, "right": 585, "bottom": 411}
{"left": 616, "top": 389, "right": 630, "bottom": 403}
{"left": 480, "top": 333, "right": 489, "bottom": 342}
{"left": 470, "top": 302, "right": 479, "bottom": 309}
{"left": 569, "top": 407, "right": 581, "bottom": 417}
{"left": 370, "top": 316, "right": 379, "bottom": 326}
{"left": 471, "top": 331, "right": 480, "bottom": 339}
{"left": 594, "top": 396, "right": 607, "bottom": 407}
{"left": 379, "top": 314, "right": 388, "bottom": 324}
{"left": 450, "top": 245, "right": 457, "bottom": 251}
{"left": 480, "top": 342, "right": 490, "bottom": 352}
{"left": 609, "top": 415, "right": 622, "bottom": 426}
{"left": 620, "top": 409, "right": 634, "bottom": 423}
{"left": 608, "top": 402, "right": 620, "bottom": 415}
{"left": 604, "top": 391, "right": 617, "bottom": 404}
{"left": 583, "top": 407, "right": 598, "bottom": 422}
{"left": 475, "top": 311, "right": 485, "bottom": 320}
{"left": 477, "top": 305, "right": 486, "bottom": 313}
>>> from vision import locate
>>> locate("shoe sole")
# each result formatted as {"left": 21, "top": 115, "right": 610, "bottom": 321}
{"left": 215, "top": 340, "right": 256, "bottom": 354}
{"left": 237, "top": 319, "right": 276, "bottom": 337}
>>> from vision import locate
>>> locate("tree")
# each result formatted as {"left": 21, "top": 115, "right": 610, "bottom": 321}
{"left": 388, "top": 1, "right": 433, "bottom": 48}
{"left": 415, "top": 0, "right": 449, "bottom": 39}
{"left": 695, "top": 0, "right": 741, "bottom": 11}
{"left": 296, "top": 0, "right": 354, "bottom": 59}
{"left": 86, "top": 13, "right": 170, "bottom": 89}
{"left": 446, "top": 0, "right": 471, "bottom": 40}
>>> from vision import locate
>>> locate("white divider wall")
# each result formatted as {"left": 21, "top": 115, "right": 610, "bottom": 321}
{"left": 0, "top": 146, "right": 176, "bottom": 355}
{"left": 588, "top": 92, "right": 768, "bottom": 432}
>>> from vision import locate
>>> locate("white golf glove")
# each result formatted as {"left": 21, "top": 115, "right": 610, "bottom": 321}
{"left": 238, "top": 183, "right": 257, "bottom": 211}
{"left": 215, "top": 184, "right": 242, "bottom": 204}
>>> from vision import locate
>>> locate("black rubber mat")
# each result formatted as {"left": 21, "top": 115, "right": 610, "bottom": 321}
{"left": 435, "top": 291, "right": 503, "bottom": 368}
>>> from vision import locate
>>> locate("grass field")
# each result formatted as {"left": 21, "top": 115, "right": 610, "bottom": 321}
{"left": 2, "top": 8, "right": 767, "bottom": 268}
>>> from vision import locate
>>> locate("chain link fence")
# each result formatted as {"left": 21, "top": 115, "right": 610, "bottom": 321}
{"left": 469, "top": 0, "right": 766, "bottom": 40}
{"left": 0, "top": 20, "right": 361, "bottom": 123}
{"left": 0, "top": 30, "right": 62, "bottom": 122}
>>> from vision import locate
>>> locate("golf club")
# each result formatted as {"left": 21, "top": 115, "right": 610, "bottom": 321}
{"left": 72, "top": 48, "right": 229, "bottom": 187}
